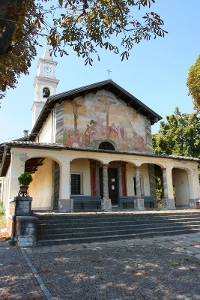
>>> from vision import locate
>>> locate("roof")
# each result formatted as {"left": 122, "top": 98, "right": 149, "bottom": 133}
{"left": 29, "top": 79, "right": 162, "bottom": 141}
{"left": 1, "top": 141, "right": 199, "bottom": 176}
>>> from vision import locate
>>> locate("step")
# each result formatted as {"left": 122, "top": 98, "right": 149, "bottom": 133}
{"left": 37, "top": 220, "right": 200, "bottom": 235}
{"left": 37, "top": 224, "right": 200, "bottom": 241}
{"left": 35, "top": 211, "right": 200, "bottom": 246}
{"left": 37, "top": 228, "right": 200, "bottom": 246}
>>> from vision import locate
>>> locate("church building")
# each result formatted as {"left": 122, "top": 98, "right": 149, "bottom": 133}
{"left": 1, "top": 46, "right": 200, "bottom": 216}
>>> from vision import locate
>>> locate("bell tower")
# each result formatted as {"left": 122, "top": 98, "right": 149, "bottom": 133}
{"left": 31, "top": 45, "right": 59, "bottom": 127}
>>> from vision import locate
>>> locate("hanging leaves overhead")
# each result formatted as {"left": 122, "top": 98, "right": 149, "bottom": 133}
{"left": 0, "top": 0, "right": 167, "bottom": 98}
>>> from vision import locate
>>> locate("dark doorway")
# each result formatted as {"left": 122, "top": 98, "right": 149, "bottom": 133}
{"left": 108, "top": 168, "right": 119, "bottom": 205}
{"left": 99, "top": 167, "right": 119, "bottom": 205}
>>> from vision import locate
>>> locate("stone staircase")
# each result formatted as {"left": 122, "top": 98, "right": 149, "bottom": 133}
{"left": 34, "top": 211, "right": 200, "bottom": 246}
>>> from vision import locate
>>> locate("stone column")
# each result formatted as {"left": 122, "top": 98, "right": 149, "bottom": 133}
{"left": 58, "top": 159, "right": 73, "bottom": 211}
{"left": 101, "top": 164, "right": 112, "bottom": 211}
{"left": 162, "top": 168, "right": 175, "bottom": 210}
{"left": 121, "top": 163, "right": 127, "bottom": 196}
{"left": 148, "top": 164, "right": 157, "bottom": 208}
{"left": 90, "top": 160, "right": 96, "bottom": 196}
{"left": 134, "top": 166, "right": 144, "bottom": 210}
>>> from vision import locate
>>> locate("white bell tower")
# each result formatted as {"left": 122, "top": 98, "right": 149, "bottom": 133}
{"left": 31, "top": 45, "right": 59, "bottom": 127}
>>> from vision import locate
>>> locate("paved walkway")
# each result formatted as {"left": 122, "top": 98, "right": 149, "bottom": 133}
{"left": 1, "top": 233, "right": 200, "bottom": 300}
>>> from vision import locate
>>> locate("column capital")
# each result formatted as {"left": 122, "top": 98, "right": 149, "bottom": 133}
{"left": 102, "top": 164, "right": 109, "bottom": 168}
{"left": 134, "top": 166, "right": 140, "bottom": 170}
{"left": 162, "top": 168, "right": 166, "bottom": 171}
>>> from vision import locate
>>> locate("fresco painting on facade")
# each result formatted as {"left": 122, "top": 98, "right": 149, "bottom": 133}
{"left": 64, "top": 91, "right": 146, "bottom": 151}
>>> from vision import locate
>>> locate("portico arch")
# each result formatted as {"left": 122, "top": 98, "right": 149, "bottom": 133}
{"left": 26, "top": 157, "right": 61, "bottom": 211}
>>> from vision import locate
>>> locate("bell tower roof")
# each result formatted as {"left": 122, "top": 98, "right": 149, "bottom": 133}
{"left": 42, "top": 45, "right": 53, "bottom": 61}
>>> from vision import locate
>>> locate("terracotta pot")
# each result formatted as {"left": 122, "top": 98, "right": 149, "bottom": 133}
{"left": 18, "top": 185, "right": 29, "bottom": 197}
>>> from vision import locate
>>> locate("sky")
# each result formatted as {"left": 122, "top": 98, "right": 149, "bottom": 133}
{"left": 1, "top": 0, "right": 200, "bottom": 142}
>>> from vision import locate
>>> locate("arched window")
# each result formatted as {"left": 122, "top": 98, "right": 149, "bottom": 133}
{"left": 43, "top": 87, "right": 50, "bottom": 98}
{"left": 98, "top": 142, "right": 115, "bottom": 151}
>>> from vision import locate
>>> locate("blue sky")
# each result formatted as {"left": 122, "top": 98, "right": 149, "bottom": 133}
{"left": 1, "top": 0, "right": 200, "bottom": 142}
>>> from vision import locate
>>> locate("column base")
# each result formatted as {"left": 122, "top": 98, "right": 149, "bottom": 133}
{"left": 134, "top": 198, "right": 145, "bottom": 211}
{"left": 189, "top": 198, "right": 200, "bottom": 209}
{"left": 58, "top": 199, "right": 74, "bottom": 212}
{"left": 192, "top": 199, "right": 200, "bottom": 209}
{"left": 101, "top": 198, "right": 112, "bottom": 211}
{"left": 16, "top": 216, "right": 38, "bottom": 247}
{"left": 162, "top": 198, "right": 176, "bottom": 210}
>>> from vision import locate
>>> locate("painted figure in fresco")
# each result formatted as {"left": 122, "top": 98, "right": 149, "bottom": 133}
{"left": 89, "top": 120, "right": 100, "bottom": 142}
{"left": 134, "top": 135, "right": 145, "bottom": 151}
{"left": 72, "top": 133, "right": 82, "bottom": 148}
{"left": 98, "top": 96, "right": 116, "bottom": 138}
{"left": 117, "top": 122, "right": 125, "bottom": 140}
{"left": 70, "top": 101, "right": 82, "bottom": 135}
{"left": 84, "top": 125, "right": 90, "bottom": 143}
{"left": 83, "top": 120, "right": 100, "bottom": 145}
{"left": 65, "top": 131, "right": 82, "bottom": 148}
{"left": 65, "top": 132, "right": 75, "bottom": 147}
{"left": 109, "top": 123, "right": 118, "bottom": 138}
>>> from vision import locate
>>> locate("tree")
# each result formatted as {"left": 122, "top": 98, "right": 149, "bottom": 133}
{"left": 152, "top": 107, "right": 200, "bottom": 158}
{"left": 186, "top": 55, "right": 200, "bottom": 112}
{"left": 0, "top": 0, "right": 167, "bottom": 98}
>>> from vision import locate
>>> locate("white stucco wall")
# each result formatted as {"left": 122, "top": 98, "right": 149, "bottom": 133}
{"left": 30, "top": 158, "right": 53, "bottom": 210}
{"left": 1, "top": 165, "right": 11, "bottom": 214}
{"left": 37, "top": 113, "right": 54, "bottom": 143}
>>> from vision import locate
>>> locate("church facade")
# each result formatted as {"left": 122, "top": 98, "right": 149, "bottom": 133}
{"left": 1, "top": 47, "right": 200, "bottom": 216}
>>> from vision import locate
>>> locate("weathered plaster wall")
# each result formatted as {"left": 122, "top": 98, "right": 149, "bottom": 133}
{"left": 30, "top": 158, "right": 53, "bottom": 210}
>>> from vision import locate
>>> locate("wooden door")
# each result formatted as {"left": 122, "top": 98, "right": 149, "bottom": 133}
{"left": 108, "top": 168, "right": 119, "bottom": 205}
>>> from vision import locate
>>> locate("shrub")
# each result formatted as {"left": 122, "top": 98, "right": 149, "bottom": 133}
{"left": 18, "top": 172, "right": 33, "bottom": 186}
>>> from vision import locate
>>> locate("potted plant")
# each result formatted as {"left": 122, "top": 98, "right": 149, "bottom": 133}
{"left": 18, "top": 172, "right": 33, "bottom": 196}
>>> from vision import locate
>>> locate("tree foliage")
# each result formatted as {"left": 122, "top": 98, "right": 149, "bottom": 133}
{"left": 186, "top": 55, "right": 200, "bottom": 112}
{"left": 0, "top": 0, "right": 167, "bottom": 98}
{"left": 152, "top": 107, "right": 200, "bottom": 158}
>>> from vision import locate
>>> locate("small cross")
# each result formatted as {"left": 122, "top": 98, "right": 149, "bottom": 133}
{"left": 106, "top": 69, "right": 112, "bottom": 79}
